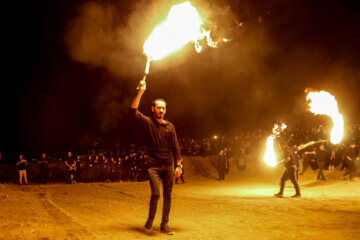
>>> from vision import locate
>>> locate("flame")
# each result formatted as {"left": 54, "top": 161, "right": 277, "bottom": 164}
{"left": 273, "top": 122, "right": 287, "bottom": 137}
{"left": 306, "top": 90, "right": 344, "bottom": 144}
{"left": 264, "top": 136, "right": 277, "bottom": 167}
{"left": 263, "top": 123, "right": 287, "bottom": 167}
{"left": 142, "top": 1, "right": 223, "bottom": 76}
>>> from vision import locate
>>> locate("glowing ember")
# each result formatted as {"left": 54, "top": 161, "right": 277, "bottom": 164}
{"left": 141, "top": 1, "right": 223, "bottom": 78}
{"left": 306, "top": 90, "right": 344, "bottom": 144}
{"left": 263, "top": 123, "right": 287, "bottom": 167}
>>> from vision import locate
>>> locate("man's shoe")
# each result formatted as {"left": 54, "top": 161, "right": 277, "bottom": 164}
{"left": 144, "top": 219, "right": 153, "bottom": 231}
{"left": 160, "top": 223, "right": 174, "bottom": 235}
{"left": 274, "top": 193, "right": 284, "bottom": 198}
{"left": 291, "top": 194, "right": 301, "bottom": 198}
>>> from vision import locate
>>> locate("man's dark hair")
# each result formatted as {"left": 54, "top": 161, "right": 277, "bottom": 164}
{"left": 152, "top": 98, "right": 166, "bottom": 107}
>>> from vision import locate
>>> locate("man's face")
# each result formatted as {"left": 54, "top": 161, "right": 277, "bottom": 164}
{"left": 152, "top": 100, "right": 166, "bottom": 120}
{"left": 68, "top": 152, "right": 72, "bottom": 157}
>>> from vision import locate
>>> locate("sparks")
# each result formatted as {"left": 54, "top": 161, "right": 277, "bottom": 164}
{"left": 306, "top": 90, "right": 344, "bottom": 144}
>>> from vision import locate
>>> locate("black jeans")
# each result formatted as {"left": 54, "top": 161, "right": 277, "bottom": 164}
{"left": 279, "top": 165, "right": 300, "bottom": 195}
{"left": 147, "top": 164, "right": 174, "bottom": 224}
{"left": 218, "top": 158, "right": 225, "bottom": 180}
{"left": 317, "top": 161, "right": 326, "bottom": 180}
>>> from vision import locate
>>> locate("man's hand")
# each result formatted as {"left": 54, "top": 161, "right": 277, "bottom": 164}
{"left": 132, "top": 79, "right": 146, "bottom": 109}
{"left": 137, "top": 80, "right": 146, "bottom": 91}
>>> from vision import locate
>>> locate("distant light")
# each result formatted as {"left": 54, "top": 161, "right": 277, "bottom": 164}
{"left": 213, "top": 135, "right": 218, "bottom": 139}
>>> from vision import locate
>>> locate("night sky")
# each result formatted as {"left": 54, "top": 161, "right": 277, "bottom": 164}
{"left": 2, "top": 0, "right": 360, "bottom": 158}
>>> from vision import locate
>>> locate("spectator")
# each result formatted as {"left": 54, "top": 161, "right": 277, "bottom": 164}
{"left": 64, "top": 151, "right": 76, "bottom": 184}
{"left": 16, "top": 154, "right": 28, "bottom": 185}
{"left": 37, "top": 153, "right": 49, "bottom": 184}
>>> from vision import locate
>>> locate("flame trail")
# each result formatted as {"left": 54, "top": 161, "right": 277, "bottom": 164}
{"left": 140, "top": 1, "right": 225, "bottom": 82}
{"left": 263, "top": 123, "right": 287, "bottom": 167}
{"left": 306, "top": 90, "right": 344, "bottom": 144}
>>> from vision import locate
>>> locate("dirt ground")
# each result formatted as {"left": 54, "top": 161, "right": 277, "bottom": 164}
{"left": 0, "top": 157, "right": 359, "bottom": 240}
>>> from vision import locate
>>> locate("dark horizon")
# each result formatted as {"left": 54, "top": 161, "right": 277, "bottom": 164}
{"left": 2, "top": 0, "right": 360, "bottom": 158}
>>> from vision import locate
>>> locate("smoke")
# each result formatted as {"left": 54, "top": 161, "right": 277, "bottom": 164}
{"left": 93, "top": 83, "right": 131, "bottom": 134}
{"left": 64, "top": 0, "right": 360, "bottom": 140}
{"left": 64, "top": 1, "right": 142, "bottom": 78}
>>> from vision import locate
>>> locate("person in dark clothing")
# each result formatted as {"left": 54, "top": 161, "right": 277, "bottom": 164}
{"left": 84, "top": 155, "right": 93, "bottom": 182}
{"left": 110, "top": 156, "right": 118, "bottom": 182}
{"left": 224, "top": 148, "right": 230, "bottom": 175}
{"left": 316, "top": 144, "right": 327, "bottom": 180}
{"left": 274, "top": 144, "right": 301, "bottom": 198}
{"left": 130, "top": 79, "right": 182, "bottom": 235}
{"left": 37, "top": 153, "right": 49, "bottom": 184}
{"left": 64, "top": 151, "right": 76, "bottom": 184}
{"left": 218, "top": 150, "right": 226, "bottom": 181}
{"left": 76, "top": 155, "right": 85, "bottom": 182}
{"left": 93, "top": 155, "right": 100, "bottom": 182}
{"left": 342, "top": 143, "right": 358, "bottom": 180}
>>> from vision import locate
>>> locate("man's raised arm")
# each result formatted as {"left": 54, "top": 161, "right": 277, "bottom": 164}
{"left": 131, "top": 80, "right": 146, "bottom": 109}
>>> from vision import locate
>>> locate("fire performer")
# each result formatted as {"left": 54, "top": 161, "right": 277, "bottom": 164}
{"left": 274, "top": 143, "right": 301, "bottom": 198}
{"left": 130, "top": 79, "right": 182, "bottom": 235}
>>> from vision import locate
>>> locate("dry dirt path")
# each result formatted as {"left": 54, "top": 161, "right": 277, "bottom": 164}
{"left": 0, "top": 172, "right": 359, "bottom": 240}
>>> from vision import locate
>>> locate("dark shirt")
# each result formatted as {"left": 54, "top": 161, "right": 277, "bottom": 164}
{"left": 283, "top": 148, "right": 298, "bottom": 167}
{"left": 130, "top": 108, "right": 181, "bottom": 165}
{"left": 316, "top": 149, "right": 328, "bottom": 162}
{"left": 17, "top": 160, "right": 26, "bottom": 170}
{"left": 38, "top": 157, "right": 49, "bottom": 168}
{"left": 64, "top": 156, "right": 76, "bottom": 170}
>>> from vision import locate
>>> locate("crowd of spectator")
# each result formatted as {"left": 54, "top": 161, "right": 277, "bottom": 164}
{"left": 1, "top": 122, "right": 359, "bottom": 184}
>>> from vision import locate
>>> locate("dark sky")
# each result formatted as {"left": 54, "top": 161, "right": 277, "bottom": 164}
{"left": 2, "top": 0, "right": 360, "bottom": 157}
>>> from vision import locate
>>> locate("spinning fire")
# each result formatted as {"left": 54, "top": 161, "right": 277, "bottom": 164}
{"left": 264, "top": 123, "right": 287, "bottom": 167}
{"left": 140, "top": 1, "right": 226, "bottom": 84}
{"left": 306, "top": 90, "right": 344, "bottom": 144}
{"left": 263, "top": 90, "right": 345, "bottom": 167}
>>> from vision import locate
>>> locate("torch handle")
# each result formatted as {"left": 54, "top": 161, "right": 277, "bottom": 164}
{"left": 136, "top": 75, "right": 147, "bottom": 90}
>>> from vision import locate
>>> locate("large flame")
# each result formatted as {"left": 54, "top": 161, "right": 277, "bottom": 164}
{"left": 142, "top": 1, "right": 221, "bottom": 75}
{"left": 306, "top": 90, "right": 344, "bottom": 144}
{"left": 263, "top": 123, "right": 287, "bottom": 167}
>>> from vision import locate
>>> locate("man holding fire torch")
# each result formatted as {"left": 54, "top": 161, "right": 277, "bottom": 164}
{"left": 274, "top": 143, "right": 301, "bottom": 198}
{"left": 130, "top": 79, "right": 182, "bottom": 235}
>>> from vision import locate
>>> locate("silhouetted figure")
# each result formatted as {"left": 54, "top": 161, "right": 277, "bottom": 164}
{"left": 37, "top": 153, "right": 49, "bottom": 184}
{"left": 274, "top": 144, "right": 301, "bottom": 198}
{"left": 218, "top": 150, "right": 226, "bottom": 181}
{"left": 16, "top": 154, "right": 28, "bottom": 185}
{"left": 64, "top": 151, "right": 76, "bottom": 184}
{"left": 130, "top": 79, "right": 182, "bottom": 235}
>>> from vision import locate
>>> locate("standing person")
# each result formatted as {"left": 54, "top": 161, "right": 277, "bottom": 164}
{"left": 16, "top": 154, "right": 28, "bottom": 185}
{"left": 84, "top": 155, "right": 93, "bottom": 182}
{"left": 101, "top": 155, "right": 110, "bottom": 182}
{"left": 316, "top": 144, "right": 327, "bottom": 181}
{"left": 93, "top": 155, "right": 100, "bottom": 182}
{"left": 224, "top": 148, "right": 230, "bottom": 175}
{"left": 342, "top": 143, "right": 358, "bottom": 180}
{"left": 130, "top": 79, "right": 182, "bottom": 235}
{"left": 218, "top": 150, "right": 226, "bottom": 181}
{"left": 274, "top": 143, "right": 301, "bottom": 198}
{"left": 37, "top": 153, "right": 49, "bottom": 184}
{"left": 64, "top": 151, "right": 76, "bottom": 184}
{"left": 76, "top": 155, "right": 85, "bottom": 182}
